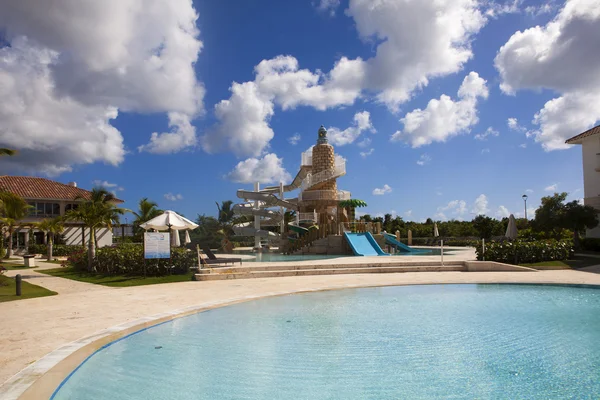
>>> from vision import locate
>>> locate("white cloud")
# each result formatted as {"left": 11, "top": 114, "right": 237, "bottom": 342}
{"left": 328, "top": 111, "right": 375, "bottom": 146}
{"left": 416, "top": 154, "right": 432, "bottom": 166}
{"left": 481, "top": 148, "right": 490, "bottom": 154}
{"left": 495, "top": 0, "right": 600, "bottom": 150}
{"left": 434, "top": 212, "right": 448, "bottom": 221}
{"left": 92, "top": 180, "right": 120, "bottom": 189}
{"left": 373, "top": 184, "right": 392, "bottom": 196}
{"left": 0, "top": 0, "right": 204, "bottom": 173}
{"left": 226, "top": 153, "right": 292, "bottom": 184}
{"left": 138, "top": 113, "right": 196, "bottom": 154}
{"left": 357, "top": 137, "right": 372, "bottom": 148}
{"left": 439, "top": 200, "right": 468, "bottom": 217}
{"left": 526, "top": 189, "right": 533, "bottom": 193}
{"left": 545, "top": 183, "right": 558, "bottom": 192}
{"left": 484, "top": 0, "right": 522, "bottom": 17}
{"left": 519, "top": 143, "right": 527, "bottom": 148}
{"left": 496, "top": 205, "right": 511, "bottom": 218}
{"left": 507, "top": 117, "right": 526, "bottom": 132}
{"left": 474, "top": 127, "right": 499, "bottom": 141}
{"left": 164, "top": 193, "right": 183, "bottom": 201}
{"left": 288, "top": 133, "right": 301, "bottom": 145}
{"left": 360, "top": 148, "right": 374, "bottom": 158}
{"left": 436, "top": 191, "right": 443, "bottom": 196}
{"left": 346, "top": 0, "right": 486, "bottom": 110}
{"left": 472, "top": 194, "right": 489, "bottom": 215}
{"left": 524, "top": 3, "right": 557, "bottom": 16}
{"left": 315, "top": 0, "right": 341, "bottom": 16}
{"left": 391, "top": 72, "right": 488, "bottom": 147}
{"left": 404, "top": 210, "right": 413, "bottom": 218}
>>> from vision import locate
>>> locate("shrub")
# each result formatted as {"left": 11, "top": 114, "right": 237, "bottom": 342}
{"left": 28, "top": 244, "right": 84, "bottom": 257}
{"left": 475, "top": 239, "right": 573, "bottom": 264}
{"left": 580, "top": 238, "right": 600, "bottom": 252}
{"left": 67, "top": 243, "right": 196, "bottom": 276}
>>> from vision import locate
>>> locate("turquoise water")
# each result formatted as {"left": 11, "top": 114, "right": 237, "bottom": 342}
{"left": 240, "top": 252, "right": 343, "bottom": 262}
{"left": 53, "top": 284, "right": 600, "bottom": 399}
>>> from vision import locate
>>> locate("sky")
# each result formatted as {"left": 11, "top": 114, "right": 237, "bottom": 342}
{"left": 0, "top": 0, "right": 597, "bottom": 223}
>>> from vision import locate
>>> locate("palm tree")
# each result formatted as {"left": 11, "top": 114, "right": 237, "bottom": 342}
{"left": 215, "top": 200, "right": 235, "bottom": 238}
{"left": 37, "top": 217, "right": 64, "bottom": 261}
{"left": 338, "top": 199, "right": 368, "bottom": 223}
{"left": 66, "top": 188, "right": 128, "bottom": 272}
{"left": 133, "top": 198, "right": 162, "bottom": 236}
{"left": 0, "top": 148, "right": 17, "bottom": 157}
{"left": 0, "top": 191, "right": 31, "bottom": 259}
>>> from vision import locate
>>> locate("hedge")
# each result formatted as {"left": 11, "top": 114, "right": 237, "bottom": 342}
{"left": 67, "top": 244, "right": 197, "bottom": 276}
{"left": 475, "top": 239, "right": 573, "bottom": 264}
{"left": 28, "top": 244, "right": 85, "bottom": 257}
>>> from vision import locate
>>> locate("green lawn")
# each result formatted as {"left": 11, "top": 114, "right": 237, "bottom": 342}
{"left": 521, "top": 255, "right": 600, "bottom": 270}
{"left": 40, "top": 267, "right": 194, "bottom": 287}
{"left": 0, "top": 275, "right": 57, "bottom": 302}
{"left": 0, "top": 261, "right": 31, "bottom": 270}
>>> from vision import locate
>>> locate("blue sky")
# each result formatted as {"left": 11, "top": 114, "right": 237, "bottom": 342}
{"left": 0, "top": 0, "right": 596, "bottom": 222}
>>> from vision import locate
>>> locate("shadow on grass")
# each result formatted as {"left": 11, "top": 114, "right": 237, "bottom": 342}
{"left": 39, "top": 267, "right": 194, "bottom": 287}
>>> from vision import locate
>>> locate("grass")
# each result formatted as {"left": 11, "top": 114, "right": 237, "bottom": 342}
{"left": 0, "top": 261, "right": 31, "bottom": 270}
{"left": 521, "top": 255, "right": 600, "bottom": 270}
{"left": 0, "top": 275, "right": 57, "bottom": 303}
{"left": 40, "top": 267, "right": 195, "bottom": 287}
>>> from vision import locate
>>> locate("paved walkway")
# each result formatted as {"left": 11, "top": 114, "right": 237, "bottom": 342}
{"left": 3, "top": 259, "right": 108, "bottom": 295}
{"left": 2, "top": 268, "right": 600, "bottom": 388}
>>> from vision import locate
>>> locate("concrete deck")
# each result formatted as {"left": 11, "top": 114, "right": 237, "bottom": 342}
{"left": 1, "top": 253, "right": 600, "bottom": 399}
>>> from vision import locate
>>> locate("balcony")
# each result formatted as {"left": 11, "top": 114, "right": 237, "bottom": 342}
{"left": 299, "top": 190, "right": 351, "bottom": 202}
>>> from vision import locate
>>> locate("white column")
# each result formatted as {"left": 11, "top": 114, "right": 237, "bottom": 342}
{"left": 279, "top": 181, "right": 285, "bottom": 236}
{"left": 254, "top": 182, "right": 261, "bottom": 249}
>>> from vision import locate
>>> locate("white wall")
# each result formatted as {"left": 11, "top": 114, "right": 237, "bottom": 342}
{"left": 581, "top": 136, "right": 600, "bottom": 238}
{"left": 63, "top": 226, "right": 113, "bottom": 247}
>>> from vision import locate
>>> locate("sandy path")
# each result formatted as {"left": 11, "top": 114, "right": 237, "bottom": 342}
{"left": 2, "top": 269, "right": 600, "bottom": 388}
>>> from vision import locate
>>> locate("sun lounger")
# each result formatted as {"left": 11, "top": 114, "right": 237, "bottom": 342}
{"left": 200, "top": 245, "right": 242, "bottom": 265}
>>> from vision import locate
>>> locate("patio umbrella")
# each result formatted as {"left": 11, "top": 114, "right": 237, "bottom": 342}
{"left": 433, "top": 222, "right": 439, "bottom": 237}
{"left": 140, "top": 210, "right": 199, "bottom": 231}
{"left": 184, "top": 230, "right": 191, "bottom": 245}
{"left": 171, "top": 229, "right": 181, "bottom": 247}
{"left": 505, "top": 214, "right": 518, "bottom": 240}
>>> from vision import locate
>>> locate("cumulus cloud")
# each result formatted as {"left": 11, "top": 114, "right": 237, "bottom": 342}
{"left": 495, "top": 0, "right": 600, "bottom": 150}
{"left": 360, "top": 148, "right": 374, "bottom": 158}
{"left": 0, "top": 0, "right": 204, "bottom": 173}
{"left": 404, "top": 210, "right": 413, "bottom": 218}
{"left": 314, "top": 0, "right": 341, "bottom": 16}
{"left": 474, "top": 127, "right": 499, "bottom": 141}
{"left": 357, "top": 137, "right": 372, "bottom": 148}
{"left": 526, "top": 189, "right": 534, "bottom": 193}
{"left": 347, "top": 0, "right": 486, "bottom": 110}
{"left": 416, "top": 154, "right": 432, "bottom": 166}
{"left": 545, "top": 183, "right": 558, "bottom": 192}
{"left": 472, "top": 194, "right": 489, "bottom": 215}
{"left": 164, "top": 193, "right": 183, "bottom": 201}
{"left": 328, "top": 111, "right": 375, "bottom": 146}
{"left": 481, "top": 148, "right": 490, "bottom": 154}
{"left": 507, "top": 117, "right": 526, "bottom": 132}
{"left": 226, "top": 153, "right": 292, "bottom": 184}
{"left": 373, "top": 184, "right": 392, "bottom": 195}
{"left": 288, "top": 133, "right": 301, "bottom": 145}
{"left": 391, "top": 72, "right": 488, "bottom": 147}
{"left": 439, "top": 200, "right": 468, "bottom": 217}
{"left": 496, "top": 205, "right": 511, "bottom": 218}
{"left": 138, "top": 113, "right": 196, "bottom": 154}
{"left": 92, "top": 180, "right": 124, "bottom": 191}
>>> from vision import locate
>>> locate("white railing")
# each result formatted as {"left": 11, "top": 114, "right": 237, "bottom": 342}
{"left": 298, "top": 211, "right": 318, "bottom": 222}
{"left": 300, "top": 160, "right": 346, "bottom": 191}
{"left": 301, "top": 150, "right": 312, "bottom": 166}
{"left": 299, "top": 189, "right": 351, "bottom": 202}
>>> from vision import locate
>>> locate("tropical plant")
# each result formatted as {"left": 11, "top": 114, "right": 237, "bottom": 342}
{"left": 338, "top": 199, "right": 367, "bottom": 222}
{"left": 36, "top": 217, "right": 65, "bottom": 261}
{"left": 0, "top": 191, "right": 31, "bottom": 258}
{"left": 65, "top": 188, "right": 128, "bottom": 272}
{"left": 0, "top": 148, "right": 17, "bottom": 157}
{"left": 132, "top": 198, "right": 163, "bottom": 236}
{"left": 563, "top": 200, "right": 599, "bottom": 248}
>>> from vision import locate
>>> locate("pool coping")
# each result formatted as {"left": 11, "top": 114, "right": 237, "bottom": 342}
{"left": 2, "top": 279, "right": 599, "bottom": 399}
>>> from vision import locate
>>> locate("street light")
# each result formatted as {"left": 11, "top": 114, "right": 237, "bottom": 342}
{"left": 522, "top": 194, "right": 528, "bottom": 220}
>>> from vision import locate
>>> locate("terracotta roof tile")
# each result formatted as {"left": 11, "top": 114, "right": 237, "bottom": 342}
{"left": 566, "top": 124, "right": 600, "bottom": 144}
{"left": 0, "top": 176, "right": 123, "bottom": 202}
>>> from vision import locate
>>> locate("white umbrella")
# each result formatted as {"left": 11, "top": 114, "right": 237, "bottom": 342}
{"left": 184, "top": 230, "right": 191, "bottom": 244}
{"left": 505, "top": 214, "right": 518, "bottom": 240}
{"left": 171, "top": 229, "right": 181, "bottom": 247}
{"left": 433, "top": 222, "right": 439, "bottom": 237}
{"left": 140, "top": 210, "right": 198, "bottom": 231}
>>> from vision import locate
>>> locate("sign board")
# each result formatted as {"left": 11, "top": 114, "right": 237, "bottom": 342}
{"left": 144, "top": 232, "right": 171, "bottom": 259}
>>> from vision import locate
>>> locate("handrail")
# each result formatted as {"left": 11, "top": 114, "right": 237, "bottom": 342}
{"left": 298, "top": 190, "right": 351, "bottom": 202}
{"left": 300, "top": 160, "right": 345, "bottom": 191}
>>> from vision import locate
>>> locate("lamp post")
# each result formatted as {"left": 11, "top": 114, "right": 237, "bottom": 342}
{"left": 522, "top": 194, "right": 528, "bottom": 220}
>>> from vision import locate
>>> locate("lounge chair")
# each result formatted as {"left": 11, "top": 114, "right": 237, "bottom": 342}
{"left": 200, "top": 245, "right": 242, "bottom": 266}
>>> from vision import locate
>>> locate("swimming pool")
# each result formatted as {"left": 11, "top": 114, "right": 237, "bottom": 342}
{"left": 52, "top": 284, "right": 600, "bottom": 399}
{"left": 238, "top": 248, "right": 450, "bottom": 262}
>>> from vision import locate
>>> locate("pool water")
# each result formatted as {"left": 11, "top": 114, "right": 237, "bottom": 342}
{"left": 239, "top": 252, "right": 343, "bottom": 262}
{"left": 52, "top": 284, "right": 600, "bottom": 399}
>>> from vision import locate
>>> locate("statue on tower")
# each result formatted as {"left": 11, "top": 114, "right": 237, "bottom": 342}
{"left": 317, "top": 125, "right": 328, "bottom": 145}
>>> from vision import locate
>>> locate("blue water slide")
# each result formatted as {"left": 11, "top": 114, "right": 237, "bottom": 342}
{"left": 344, "top": 232, "right": 390, "bottom": 256}
{"left": 384, "top": 233, "right": 415, "bottom": 253}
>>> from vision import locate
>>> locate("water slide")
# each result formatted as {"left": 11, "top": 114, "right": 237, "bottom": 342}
{"left": 383, "top": 233, "right": 415, "bottom": 253}
{"left": 288, "top": 224, "right": 309, "bottom": 236}
{"left": 344, "top": 232, "right": 390, "bottom": 256}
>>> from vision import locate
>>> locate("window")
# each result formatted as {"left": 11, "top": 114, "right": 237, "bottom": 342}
{"left": 65, "top": 203, "right": 79, "bottom": 212}
{"left": 28, "top": 202, "right": 61, "bottom": 217}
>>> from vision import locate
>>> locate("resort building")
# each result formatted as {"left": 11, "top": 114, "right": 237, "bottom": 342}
{"left": 566, "top": 124, "right": 600, "bottom": 238}
{"left": 0, "top": 176, "right": 123, "bottom": 250}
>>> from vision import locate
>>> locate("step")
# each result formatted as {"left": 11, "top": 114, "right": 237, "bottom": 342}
{"left": 198, "top": 260, "right": 464, "bottom": 274}
{"left": 195, "top": 265, "right": 466, "bottom": 281}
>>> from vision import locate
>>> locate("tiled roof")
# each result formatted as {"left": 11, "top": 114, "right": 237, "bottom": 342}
{"left": 0, "top": 176, "right": 123, "bottom": 202}
{"left": 566, "top": 124, "right": 600, "bottom": 144}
